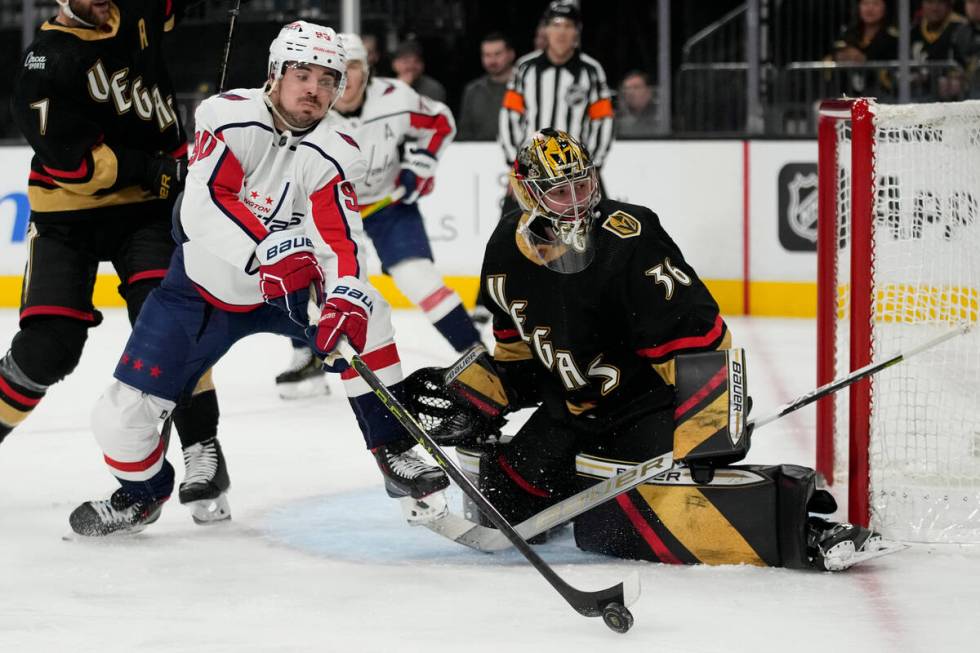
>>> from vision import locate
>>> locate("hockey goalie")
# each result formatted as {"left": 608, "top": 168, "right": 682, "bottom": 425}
{"left": 402, "top": 129, "right": 897, "bottom": 572}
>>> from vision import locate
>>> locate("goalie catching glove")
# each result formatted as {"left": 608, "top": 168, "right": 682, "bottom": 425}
{"left": 403, "top": 344, "right": 510, "bottom": 445}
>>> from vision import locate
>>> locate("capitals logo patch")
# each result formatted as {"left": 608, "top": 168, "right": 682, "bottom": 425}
{"left": 602, "top": 210, "right": 641, "bottom": 238}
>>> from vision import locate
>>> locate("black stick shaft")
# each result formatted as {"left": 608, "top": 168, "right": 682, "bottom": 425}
{"left": 338, "top": 341, "right": 629, "bottom": 619}
{"left": 217, "top": 0, "right": 242, "bottom": 93}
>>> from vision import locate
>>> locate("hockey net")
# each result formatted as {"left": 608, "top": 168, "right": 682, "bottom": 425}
{"left": 816, "top": 98, "right": 980, "bottom": 543}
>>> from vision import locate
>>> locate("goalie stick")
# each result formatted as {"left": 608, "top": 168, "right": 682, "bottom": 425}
{"left": 422, "top": 323, "right": 973, "bottom": 552}
{"left": 335, "top": 340, "right": 639, "bottom": 634}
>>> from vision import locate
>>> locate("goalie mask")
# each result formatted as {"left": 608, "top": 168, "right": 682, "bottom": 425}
{"left": 268, "top": 21, "right": 348, "bottom": 104}
{"left": 510, "top": 129, "right": 601, "bottom": 274}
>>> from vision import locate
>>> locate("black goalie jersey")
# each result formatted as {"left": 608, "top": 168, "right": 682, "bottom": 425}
{"left": 480, "top": 199, "right": 731, "bottom": 422}
{"left": 12, "top": 1, "right": 189, "bottom": 221}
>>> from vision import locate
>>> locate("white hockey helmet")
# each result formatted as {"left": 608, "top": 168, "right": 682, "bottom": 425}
{"left": 338, "top": 33, "right": 368, "bottom": 67}
{"left": 268, "top": 21, "right": 347, "bottom": 95}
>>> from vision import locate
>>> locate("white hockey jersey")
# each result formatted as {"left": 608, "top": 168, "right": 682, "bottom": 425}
{"left": 325, "top": 77, "right": 455, "bottom": 204}
{"left": 179, "top": 87, "right": 368, "bottom": 308}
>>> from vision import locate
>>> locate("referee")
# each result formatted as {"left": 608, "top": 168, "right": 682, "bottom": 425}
{"left": 498, "top": 1, "right": 614, "bottom": 169}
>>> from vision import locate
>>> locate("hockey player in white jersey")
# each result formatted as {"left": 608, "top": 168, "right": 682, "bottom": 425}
{"left": 274, "top": 32, "right": 481, "bottom": 400}
{"left": 68, "top": 21, "right": 448, "bottom": 536}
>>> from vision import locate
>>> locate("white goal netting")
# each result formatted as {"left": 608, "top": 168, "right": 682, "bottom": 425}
{"left": 832, "top": 100, "right": 980, "bottom": 543}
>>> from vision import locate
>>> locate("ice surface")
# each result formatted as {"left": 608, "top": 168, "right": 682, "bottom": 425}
{"left": 1, "top": 310, "right": 977, "bottom": 652}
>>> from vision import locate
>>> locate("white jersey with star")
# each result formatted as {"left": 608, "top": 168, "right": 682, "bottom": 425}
{"left": 179, "top": 86, "right": 368, "bottom": 309}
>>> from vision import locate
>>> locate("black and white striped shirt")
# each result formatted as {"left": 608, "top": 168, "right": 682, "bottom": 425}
{"left": 498, "top": 49, "right": 614, "bottom": 166}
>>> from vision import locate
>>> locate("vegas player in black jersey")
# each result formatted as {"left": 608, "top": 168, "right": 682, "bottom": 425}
{"left": 405, "top": 129, "right": 890, "bottom": 571}
{"left": 1, "top": 0, "right": 228, "bottom": 525}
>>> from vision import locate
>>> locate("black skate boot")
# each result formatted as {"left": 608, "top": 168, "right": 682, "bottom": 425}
{"left": 372, "top": 439, "right": 449, "bottom": 500}
{"left": 276, "top": 346, "right": 330, "bottom": 400}
{"left": 69, "top": 488, "right": 168, "bottom": 537}
{"left": 179, "top": 437, "right": 231, "bottom": 525}
{"left": 808, "top": 517, "right": 885, "bottom": 571}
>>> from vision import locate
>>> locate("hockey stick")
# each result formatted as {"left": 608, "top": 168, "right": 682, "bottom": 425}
{"left": 424, "top": 323, "right": 974, "bottom": 551}
{"left": 335, "top": 340, "right": 639, "bottom": 633}
{"left": 217, "top": 0, "right": 242, "bottom": 93}
{"left": 359, "top": 187, "right": 407, "bottom": 218}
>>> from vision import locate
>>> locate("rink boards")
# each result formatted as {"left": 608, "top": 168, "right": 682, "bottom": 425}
{"left": 0, "top": 140, "right": 819, "bottom": 316}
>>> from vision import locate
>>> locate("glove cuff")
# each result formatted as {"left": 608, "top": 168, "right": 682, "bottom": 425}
{"left": 256, "top": 227, "right": 314, "bottom": 266}
{"left": 326, "top": 276, "right": 375, "bottom": 314}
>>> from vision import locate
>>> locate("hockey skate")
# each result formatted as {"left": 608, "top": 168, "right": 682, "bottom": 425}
{"left": 276, "top": 346, "right": 330, "bottom": 400}
{"left": 180, "top": 437, "right": 231, "bottom": 525}
{"left": 372, "top": 439, "right": 450, "bottom": 504}
{"left": 69, "top": 488, "right": 168, "bottom": 537}
{"left": 808, "top": 517, "right": 904, "bottom": 571}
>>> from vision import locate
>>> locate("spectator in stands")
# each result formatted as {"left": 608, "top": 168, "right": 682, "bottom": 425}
{"left": 458, "top": 33, "right": 516, "bottom": 141}
{"left": 616, "top": 71, "right": 660, "bottom": 139}
{"left": 533, "top": 19, "right": 548, "bottom": 52}
{"left": 911, "top": 0, "right": 965, "bottom": 99}
{"left": 830, "top": 0, "right": 899, "bottom": 96}
{"left": 392, "top": 39, "right": 447, "bottom": 102}
{"left": 949, "top": 0, "right": 980, "bottom": 98}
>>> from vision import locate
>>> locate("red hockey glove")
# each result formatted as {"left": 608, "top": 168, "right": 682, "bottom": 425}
{"left": 256, "top": 228, "right": 325, "bottom": 326}
{"left": 314, "top": 278, "right": 374, "bottom": 354}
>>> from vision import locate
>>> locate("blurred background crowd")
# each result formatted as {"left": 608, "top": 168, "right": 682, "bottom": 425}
{"left": 1, "top": 0, "right": 978, "bottom": 141}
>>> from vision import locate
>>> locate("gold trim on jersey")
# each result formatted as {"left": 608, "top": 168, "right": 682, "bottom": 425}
{"left": 602, "top": 210, "right": 641, "bottom": 238}
{"left": 192, "top": 369, "right": 215, "bottom": 395}
{"left": 28, "top": 184, "right": 154, "bottom": 213}
{"left": 566, "top": 399, "right": 598, "bottom": 416}
{"left": 636, "top": 485, "right": 766, "bottom": 566}
{"left": 493, "top": 340, "right": 533, "bottom": 362}
{"left": 41, "top": 3, "right": 121, "bottom": 40}
{"left": 53, "top": 143, "right": 120, "bottom": 194}
{"left": 163, "top": 16, "right": 176, "bottom": 33}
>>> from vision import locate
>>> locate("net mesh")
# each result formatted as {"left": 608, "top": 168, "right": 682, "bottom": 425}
{"left": 832, "top": 100, "right": 980, "bottom": 543}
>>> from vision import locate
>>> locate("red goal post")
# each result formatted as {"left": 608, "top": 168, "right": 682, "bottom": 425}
{"left": 815, "top": 98, "right": 980, "bottom": 543}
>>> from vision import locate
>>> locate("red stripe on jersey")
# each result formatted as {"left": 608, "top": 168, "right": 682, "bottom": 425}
{"left": 674, "top": 366, "right": 727, "bottom": 421}
{"left": 616, "top": 494, "right": 683, "bottom": 564}
{"left": 419, "top": 286, "right": 453, "bottom": 312}
{"left": 105, "top": 435, "right": 166, "bottom": 473}
{"left": 192, "top": 283, "right": 262, "bottom": 313}
{"left": 497, "top": 454, "right": 550, "bottom": 497}
{"left": 493, "top": 327, "right": 520, "bottom": 340}
{"left": 42, "top": 155, "right": 89, "bottom": 180}
{"left": 409, "top": 112, "right": 452, "bottom": 154}
{"left": 0, "top": 375, "right": 41, "bottom": 408}
{"left": 20, "top": 306, "right": 97, "bottom": 322}
{"left": 165, "top": 0, "right": 173, "bottom": 17}
{"left": 209, "top": 148, "right": 268, "bottom": 243}
{"left": 127, "top": 270, "right": 168, "bottom": 285}
{"left": 339, "top": 342, "right": 400, "bottom": 380}
{"left": 636, "top": 314, "right": 725, "bottom": 361}
{"left": 170, "top": 142, "right": 188, "bottom": 158}
{"left": 310, "top": 176, "right": 360, "bottom": 278}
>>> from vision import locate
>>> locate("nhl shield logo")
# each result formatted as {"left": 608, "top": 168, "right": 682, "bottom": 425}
{"left": 778, "top": 163, "right": 819, "bottom": 252}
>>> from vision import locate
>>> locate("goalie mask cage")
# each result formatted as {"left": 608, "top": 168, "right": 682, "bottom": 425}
{"left": 816, "top": 98, "right": 980, "bottom": 543}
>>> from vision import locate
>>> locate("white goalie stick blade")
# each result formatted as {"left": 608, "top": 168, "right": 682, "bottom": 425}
{"left": 421, "top": 452, "right": 675, "bottom": 552}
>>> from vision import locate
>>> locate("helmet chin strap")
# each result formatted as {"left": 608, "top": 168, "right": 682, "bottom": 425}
{"left": 57, "top": 0, "right": 96, "bottom": 27}
{"left": 263, "top": 79, "right": 313, "bottom": 133}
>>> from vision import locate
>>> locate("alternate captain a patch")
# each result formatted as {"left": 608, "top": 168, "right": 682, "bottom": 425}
{"left": 602, "top": 210, "right": 641, "bottom": 238}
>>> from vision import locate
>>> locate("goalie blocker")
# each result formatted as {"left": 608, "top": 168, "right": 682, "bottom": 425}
{"left": 407, "top": 346, "right": 883, "bottom": 570}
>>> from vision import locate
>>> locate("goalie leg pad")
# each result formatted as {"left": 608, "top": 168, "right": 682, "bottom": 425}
{"left": 573, "top": 461, "right": 820, "bottom": 568}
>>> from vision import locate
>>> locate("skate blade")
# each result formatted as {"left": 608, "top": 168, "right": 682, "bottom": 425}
{"left": 400, "top": 492, "right": 449, "bottom": 525}
{"left": 189, "top": 494, "right": 232, "bottom": 525}
{"left": 823, "top": 538, "right": 908, "bottom": 571}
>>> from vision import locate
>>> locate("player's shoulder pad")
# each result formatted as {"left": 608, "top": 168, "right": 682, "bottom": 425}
{"left": 597, "top": 200, "right": 660, "bottom": 241}
{"left": 17, "top": 33, "right": 83, "bottom": 85}
{"left": 300, "top": 126, "right": 367, "bottom": 180}
{"left": 194, "top": 87, "right": 266, "bottom": 132}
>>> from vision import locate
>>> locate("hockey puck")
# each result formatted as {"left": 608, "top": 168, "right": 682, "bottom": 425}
{"left": 601, "top": 602, "right": 634, "bottom": 634}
